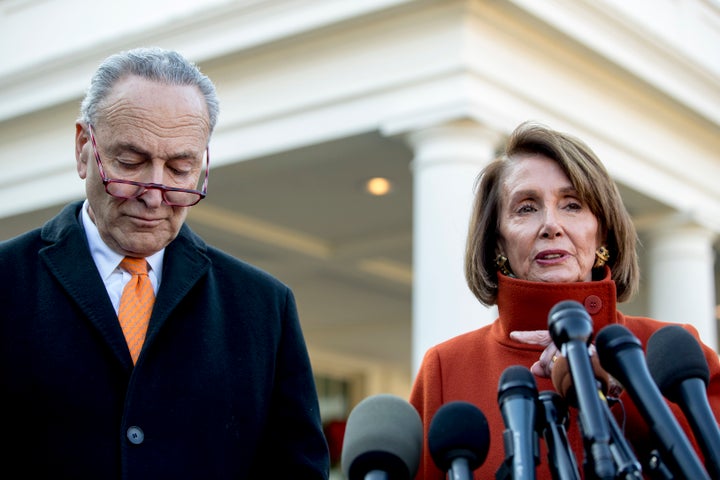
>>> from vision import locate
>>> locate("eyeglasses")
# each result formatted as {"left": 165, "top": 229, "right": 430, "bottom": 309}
{"left": 88, "top": 124, "right": 209, "bottom": 207}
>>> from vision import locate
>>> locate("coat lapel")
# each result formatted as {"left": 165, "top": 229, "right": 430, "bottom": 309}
{"left": 39, "top": 203, "right": 133, "bottom": 365}
{"left": 143, "top": 225, "right": 210, "bottom": 349}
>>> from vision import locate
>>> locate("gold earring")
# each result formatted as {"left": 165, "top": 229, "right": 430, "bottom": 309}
{"left": 594, "top": 246, "right": 610, "bottom": 268}
{"left": 495, "top": 254, "right": 514, "bottom": 277}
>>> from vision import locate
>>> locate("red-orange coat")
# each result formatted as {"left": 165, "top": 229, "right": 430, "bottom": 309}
{"left": 410, "top": 268, "right": 720, "bottom": 479}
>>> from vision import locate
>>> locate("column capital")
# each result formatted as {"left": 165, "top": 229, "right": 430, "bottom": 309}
{"left": 400, "top": 119, "right": 504, "bottom": 171}
{"left": 637, "top": 211, "right": 719, "bottom": 245}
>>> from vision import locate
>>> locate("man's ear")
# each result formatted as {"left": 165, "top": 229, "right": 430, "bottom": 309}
{"left": 75, "top": 122, "right": 89, "bottom": 179}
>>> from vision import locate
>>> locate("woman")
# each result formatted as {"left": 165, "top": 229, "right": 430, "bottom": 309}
{"left": 409, "top": 121, "right": 720, "bottom": 479}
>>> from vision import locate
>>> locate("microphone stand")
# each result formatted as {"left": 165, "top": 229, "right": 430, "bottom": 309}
{"left": 600, "top": 394, "right": 642, "bottom": 480}
{"left": 564, "top": 349, "right": 615, "bottom": 480}
{"left": 538, "top": 391, "right": 581, "bottom": 480}
{"left": 644, "top": 451, "right": 674, "bottom": 480}
{"left": 495, "top": 432, "right": 539, "bottom": 480}
{"left": 448, "top": 457, "right": 472, "bottom": 480}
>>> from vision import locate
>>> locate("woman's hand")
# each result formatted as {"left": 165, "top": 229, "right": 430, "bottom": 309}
{"left": 509, "top": 330, "right": 561, "bottom": 378}
{"left": 510, "top": 330, "right": 623, "bottom": 397}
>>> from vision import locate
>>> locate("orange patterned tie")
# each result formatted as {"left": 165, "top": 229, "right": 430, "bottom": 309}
{"left": 118, "top": 256, "right": 154, "bottom": 364}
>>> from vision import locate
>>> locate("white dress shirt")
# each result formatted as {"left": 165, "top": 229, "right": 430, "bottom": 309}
{"left": 80, "top": 199, "right": 163, "bottom": 314}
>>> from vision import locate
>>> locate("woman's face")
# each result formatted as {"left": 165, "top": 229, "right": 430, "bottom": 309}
{"left": 497, "top": 154, "right": 601, "bottom": 283}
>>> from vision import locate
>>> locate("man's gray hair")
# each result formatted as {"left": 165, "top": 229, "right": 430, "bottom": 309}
{"left": 79, "top": 47, "right": 219, "bottom": 135}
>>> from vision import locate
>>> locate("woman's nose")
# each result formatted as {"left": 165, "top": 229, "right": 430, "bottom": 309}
{"left": 540, "top": 210, "right": 562, "bottom": 238}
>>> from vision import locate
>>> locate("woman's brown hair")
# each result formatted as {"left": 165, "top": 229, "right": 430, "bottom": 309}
{"left": 465, "top": 121, "right": 640, "bottom": 306}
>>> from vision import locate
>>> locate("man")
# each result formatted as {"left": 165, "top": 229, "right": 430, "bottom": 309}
{"left": 0, "top": 47, "right": 329, "bottom": 479}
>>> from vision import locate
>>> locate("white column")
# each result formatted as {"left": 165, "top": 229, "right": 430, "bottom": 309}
{"left": 405, "top": 120, "right": 502, "bottom": 374}
{"left": 645, "top": 218, "right": 718, "bottom": 351}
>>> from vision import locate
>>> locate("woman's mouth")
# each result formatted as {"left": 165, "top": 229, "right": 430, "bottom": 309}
{"left": 536, "top": 251, "right": 568, "bottom": 263}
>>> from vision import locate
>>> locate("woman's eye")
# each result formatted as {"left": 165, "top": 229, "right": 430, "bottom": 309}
{"left": 517, "top": 203, "right": 536, "bottom": 214}
{"left": 564, "top": 201, "right": 583, "bottom": 210}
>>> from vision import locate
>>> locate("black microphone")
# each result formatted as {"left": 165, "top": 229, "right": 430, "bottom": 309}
{"left": 548, "top": 300, "right": 615, "bottom": 480}
{"left": 537, "top": 391, "right": 582, "bottom": 480}
{"left": 428, "top": 400, "right": 490, "bottom": 480}
{"left": 496, "top": 365, "right": 539, "bottom": 480}
{"left": 551, "top": 357, "right": 642, "bottom": 480}
{"left": 595, "top": 324, "right": 710, "bottom": 480}
{"left": 647, "top": 325, "right": 720, "bottom": 479}
{"left": 341, "top": 393, "right": 423, "bottom": 480}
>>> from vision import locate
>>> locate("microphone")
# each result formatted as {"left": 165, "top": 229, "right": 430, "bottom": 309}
{"left": 646, "top": 325, "right": 720, "bottom": 479}
{"left": 595, "top": 324, "right": 710, "bottom": 480}
{"left": 496, "top": 365, "right": 539, "bottom": 480}
{"left": 341, "top": 393, "right": 423, "bottom": 480}
{"left": 551, "top": 356, "right": 642, "bottom": 480}
{"left": 428, "top": 400, "right": 490, "bottom": 480}
{"left": 537, "top": 390, "right": 582, "bottom": 480}
{"left": 548, "top": 300, "right": 615, "bottom": 480}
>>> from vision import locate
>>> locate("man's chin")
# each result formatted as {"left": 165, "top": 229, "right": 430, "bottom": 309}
{"left": 115, "top": 234, "right": 168, "bottom": 257}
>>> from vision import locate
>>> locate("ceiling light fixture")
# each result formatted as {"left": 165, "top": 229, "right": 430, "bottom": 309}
{"left": 365, "top": 177, "right": 392, "bottom": 196}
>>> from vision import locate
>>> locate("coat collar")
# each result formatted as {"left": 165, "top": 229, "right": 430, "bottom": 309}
{"left": 495, "top": 266, "right": 618, "bottom": 338}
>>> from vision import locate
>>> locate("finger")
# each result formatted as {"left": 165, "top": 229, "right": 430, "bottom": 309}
{"left": 546, "top": 346, "right": 565, "bottom": 376}
{"left": 530, "top": 361, "right": 548, "bottom": 378}
{"left": 539, "top": 344, "right": 560, "bottom": 367}
{"left": 509, "top": 330, "right": 553, "bottom": 346}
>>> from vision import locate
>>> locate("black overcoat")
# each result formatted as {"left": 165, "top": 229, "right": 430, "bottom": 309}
{"left": 0, "top": 201, "right": 329, "bottom": 479}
